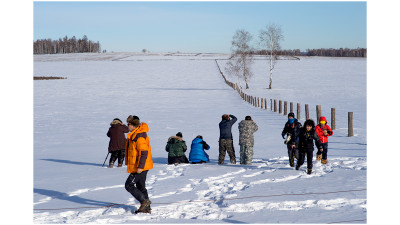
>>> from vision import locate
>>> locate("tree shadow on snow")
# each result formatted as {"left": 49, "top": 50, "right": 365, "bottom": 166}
{"left": 34, "top": 188, "right": 117, "bottom": 207}
{"left": 41, "top": 158, "right": 103, "bottom": 167}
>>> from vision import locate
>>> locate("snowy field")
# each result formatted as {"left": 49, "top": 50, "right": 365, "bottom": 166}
{"left": 33, "top": 52, "right": 366, "bottom": 223}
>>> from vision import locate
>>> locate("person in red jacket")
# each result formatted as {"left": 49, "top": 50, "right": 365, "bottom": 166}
{"left": 315, "top": 116, "right": 333, "bottom": 164}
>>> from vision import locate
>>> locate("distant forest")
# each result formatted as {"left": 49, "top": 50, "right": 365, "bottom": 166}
{"left": 33, "top": 35, "right": 101, "bottom": 54}
{"left": 255, "top": 48, "right": 367, "bottom": 57}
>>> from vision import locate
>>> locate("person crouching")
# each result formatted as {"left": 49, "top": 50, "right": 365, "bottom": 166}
{"left": 189, "top": 135, "right": 210, "bottom": 164}
{"left": 166, "top": 132, "right": 189, "bottom": 165}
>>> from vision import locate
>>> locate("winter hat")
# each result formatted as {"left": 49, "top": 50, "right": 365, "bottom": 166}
{"left": 111, "top": 118, "right": 123, "bottom": 125}
{"left": 196, "top": 135, "right": 203, "bottom": 139}
{"left": 319, "top": 116, "right": 327, "bottom": 124}
{"left": 176, "top": 132, "right": 183, "bottom": 138}
{"left": 127, "top": 115, "right": 140, "bottom": 126}
{"left": 245, "top": 116, "right": 252, "bottom": 120}
{"left": 288, "top": 112, "right": 295, "bottom": 118}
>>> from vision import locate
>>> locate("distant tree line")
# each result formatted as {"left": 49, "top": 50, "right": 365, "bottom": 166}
{"left": 253, "top": 48, "right": 366, "bottom": 57}
{"left": 33, "top": 35, "right": 101, "bottom": 54}
{"left": 304, "top": 48, "right": 366, "bottom": 57}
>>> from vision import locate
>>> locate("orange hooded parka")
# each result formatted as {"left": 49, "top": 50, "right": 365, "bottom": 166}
{"left": 125, "top": 122, "right": 153, "bottom": 173}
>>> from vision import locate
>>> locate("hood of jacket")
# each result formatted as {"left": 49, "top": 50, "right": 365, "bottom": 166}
{"left": 192, "top": 137, "right": 203, "bottom": 144}
{"left": 168, "top": 136, "right": 183, "bottom": 143}
{"left": 110, "top": 119, "right": 123, "bottom": 126}
{"left": 319, "top": 116, "right": 327, "bottom": 124}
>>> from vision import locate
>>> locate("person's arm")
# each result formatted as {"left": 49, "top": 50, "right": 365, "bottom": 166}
{"left": 202, "top": 141, "right": 210, "bottom": 150}
{"left": 230, "top": 115, "right": 237, "bottom": 124}
{"left": 136, "top": 136, "right": 149, "bottom": 173}
{"left": 253, "top": 122, "right": 258, "bottom": 132}
{"left": 182, "top": 141, "right": 187, "bottom": 152}
{"left": 313, "top": 131, "right": 323, "bottom": 150}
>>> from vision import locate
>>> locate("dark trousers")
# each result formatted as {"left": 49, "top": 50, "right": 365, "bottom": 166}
{"left": 297, "top": 149, "right": 314, "bottom": 169}
{"left": 218, "top": 139, "right": 236, "bottom": 164}
{"left": 316, "top": 143, "right": 328, "bottom": 160}
{"left": 125, "top": 170, "right": 149, "bottom": 204}
{"left": 110, "top": 149, "right": 125, "bottom": 165}
{"left": 168, "top": 155, "right": 189, "bottom": 164}
{"left": 286, "top": 144, "right": 299, "bottom": 160}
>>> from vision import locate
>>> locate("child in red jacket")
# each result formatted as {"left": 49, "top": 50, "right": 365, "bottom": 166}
{"left": 315, "top": 116, "right": 333, "bottom": 164}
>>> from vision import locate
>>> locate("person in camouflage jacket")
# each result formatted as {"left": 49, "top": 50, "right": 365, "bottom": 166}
{"left": 238, "top": 116, "right": 258, "bottom": 164}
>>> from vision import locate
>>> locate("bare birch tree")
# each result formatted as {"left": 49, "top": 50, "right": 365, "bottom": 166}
{"left": 259, "top": 24, "right": 284, "bottom": 89}
{"left": 225, "top": 29, "right": 254, "bottom": 89}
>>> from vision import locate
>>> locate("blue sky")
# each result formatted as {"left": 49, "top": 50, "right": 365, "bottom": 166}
{"left": 33, "top": 1, "right": 367, "bottom": 53}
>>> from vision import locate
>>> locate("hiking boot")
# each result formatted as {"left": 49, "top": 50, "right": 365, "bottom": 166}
{"left": 295, "top": 164, "right": 300, "bottom": 170}
{"left": 135, "top": 199, "right": 151, "bottom": 214}
{"left": 307, "top": 169, "right": 312, "bottom": 175}
{"left": 109, "top": 163, "right": 114, "bottom": 168}
{"left": 316, "top": 154, "right": 322, "bottom": 162}
{"left": 117, "top": 164, "right": 123, "bottom": 167}
{"left": 321, "top": 159, "right": 328, "bottom": 164}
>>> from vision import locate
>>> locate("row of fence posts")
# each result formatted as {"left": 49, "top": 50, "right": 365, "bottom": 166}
{"left": 214, "top": 60, "right": 354, "bottom": 137}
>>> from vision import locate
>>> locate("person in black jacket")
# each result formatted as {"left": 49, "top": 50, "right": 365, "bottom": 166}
{"left": 281, "top": 112, "right": 302, "bottom": 167}
{"left": 218, "top": 114, "right": 237, "bottom": 164}
{"left": 107, "top": 118, "right": 129, "bottom": 168}
{"left": 296, "top": 119, "right": 323, "bottom": 174}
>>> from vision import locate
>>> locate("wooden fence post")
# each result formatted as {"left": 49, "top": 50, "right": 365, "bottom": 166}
{"left": 274, "top": 99, "right": 277, "bottom": 112}
{"left": 261, "top": 98, "right": 264, "bottom": 109}
{"left": 265, "top": 98, "right": 267, "bottom": 110}
{"left": 290, "top": 102, "right": 293, "bottom": 113}
{"left": 258, "top": 97, "right": 260, "bottom": 108}
{"left": 270, "top": 99, "right": 273, "bottom": 111}
{"left": 284, "top": 101, "right": 287, "bottom": 115}
{"left": 348, "top": 112, "right": 353, "bottom": 137}
{"left": 297, "top": 103, "right": 301, "bottom": 120}
{"left": 331, "top": 108, "right": 336, "bottom": 130}
{"left": 316, "top": 105, "right": 321, "bottom": 122}
{"left": 279, "top": 100, "right": 282, "bottom": 114}
{"left": 305, "top": 104, "right": 309, "bottom": 120}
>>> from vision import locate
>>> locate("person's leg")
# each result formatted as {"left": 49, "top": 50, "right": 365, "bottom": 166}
{"left": 321, "top": 143, "right": 328, "bottom": 164}
{"left": 296, "top": 150, "right": 305, "bottom": 170}
{"left": 135, "top": 170, "right": 149, "bottom": 200}
{"left": 246, "top": 146, "right": 254, "bottom": 164}
{"left": 118, "top": 149, "right": 125, "bottom": 166}
{"left": 240, "top": 145, "right": 245, "bottom": 164}
{"left": 287, "top": 144, "right": 294, "bottom": 167}
{"left": 306, "top": 150, "right": 314, "bottom": 170}
{"left": 109, "top": 151, "right": 117, "bottom": 168}
{"left": 218, "top": 139, "right": 227, "bottom": 164}
{"left": 226, "top": 140, "right": 236, "bottom": 164}
{"left": 125, "top": 173, "right": 146, "bottom": 204}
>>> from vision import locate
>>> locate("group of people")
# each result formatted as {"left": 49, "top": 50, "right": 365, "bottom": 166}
{"left": 106, "top": 113, "right": 331, "bottom": 214}
{"left": 165, "top": 114, "right": 259, "bottom": 166}
{"left": 281, "top": 112, "right": 333, "bottom": 174}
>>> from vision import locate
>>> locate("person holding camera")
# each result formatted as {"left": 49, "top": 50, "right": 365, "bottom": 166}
{"left": 281, "top": 112, "right": 302, "bottom": 167}
{"left": 218, "top": 114, "right": 237, "bottom": 164}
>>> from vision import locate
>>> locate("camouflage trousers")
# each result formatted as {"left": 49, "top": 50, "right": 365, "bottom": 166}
{"left": 240, "top": 145, "right": 254, "bottom": 165}
{"left": 218, "top": 139, "right": 236, "bottom": 164}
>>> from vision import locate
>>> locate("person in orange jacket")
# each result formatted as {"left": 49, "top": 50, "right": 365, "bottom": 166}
{"left": 124, "top": 115, "right": 153, "bottom": 214}
{"left": 315, "top": 116, "right": 333, "bottom": 164}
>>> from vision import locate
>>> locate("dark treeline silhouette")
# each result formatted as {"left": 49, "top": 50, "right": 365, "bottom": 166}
{"left": 33, "top": 35, "right": 101, "bottom": 54}
{"left": 253, "top": 48, "right": 366, "bottom": 57}
{"left": 305, "top": 48, "right": 366, "bottom": 57}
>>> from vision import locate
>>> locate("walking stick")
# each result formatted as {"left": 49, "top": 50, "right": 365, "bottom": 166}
{"left": 102, "top": 152, "right": 110, "bottom": 167}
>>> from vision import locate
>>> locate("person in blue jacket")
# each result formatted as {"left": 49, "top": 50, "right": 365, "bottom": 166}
{"left": 189, "top": 135, "right": 210, "bottom": 164}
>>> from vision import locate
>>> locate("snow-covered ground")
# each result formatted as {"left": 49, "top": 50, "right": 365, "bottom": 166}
{"left": 33, "top": 53, "right": 366, "bottom": 223}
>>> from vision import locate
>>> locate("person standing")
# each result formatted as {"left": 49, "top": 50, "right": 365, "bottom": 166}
{"left": 296, "top": 119, "right": 323, "bottom": 175}
{"left": 238, "top": 116, "right": 258, "bottom": 165}
{"left": 218, "top": 114, "right": 237, "bottom": 164}
{"left": 166, "top": 132, "right": 189, "bottom": 165}
{"left": 189, "top": 135, "right": 210, "bottom": 164}
{"left": 107, "top": 118, "right": 129, "bottom": 168}
{"left": 315, "top": 116, "right": 333, "bottom": 164}
{"left": 281, "top": 112, "right": 302, "bottom": 167}
{"left": 124, "top": 115, "right": 153, "bottom": 214}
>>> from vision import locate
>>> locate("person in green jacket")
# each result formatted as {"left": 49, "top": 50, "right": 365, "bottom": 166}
{"left": 166, "top": 132, "right": 189, "bottom": 165}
